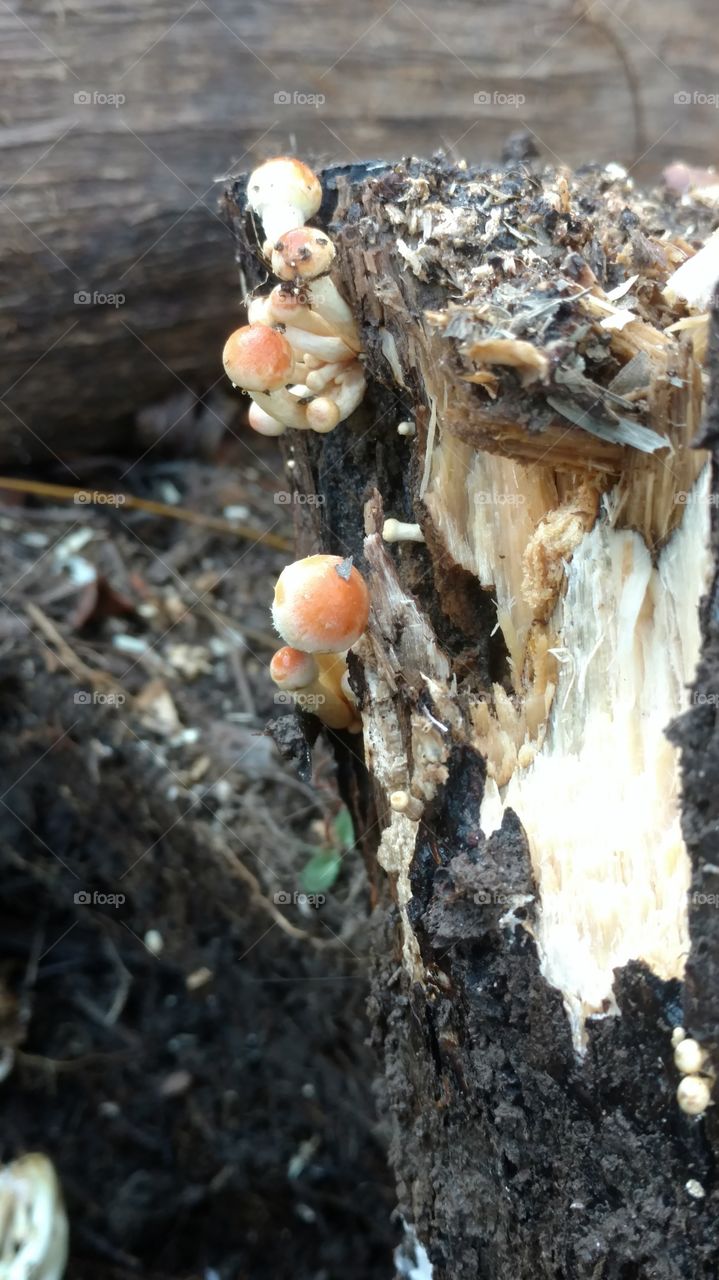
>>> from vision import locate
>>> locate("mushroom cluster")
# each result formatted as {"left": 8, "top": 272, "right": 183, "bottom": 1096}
{"left": 672, "top": 1027, "right": 714, "bottom": 1116}
{"left": 269, "top": 554, "right": 369, "bottom": 731}
{"left": 223, "top": 157, "right": 365, "bottom": 436}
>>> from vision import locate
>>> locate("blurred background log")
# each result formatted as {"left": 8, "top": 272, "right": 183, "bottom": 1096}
{"left": 1, "top": 0, "right": 717, "bottom": 467}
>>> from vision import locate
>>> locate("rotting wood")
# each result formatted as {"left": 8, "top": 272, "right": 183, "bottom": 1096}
{"left": 226, "top": 155, "right": 719, "bottom": 1280}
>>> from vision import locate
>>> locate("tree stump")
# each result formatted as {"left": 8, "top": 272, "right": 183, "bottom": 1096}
{"left": 225, "top": 156, "right": 719, "bottom": 1279}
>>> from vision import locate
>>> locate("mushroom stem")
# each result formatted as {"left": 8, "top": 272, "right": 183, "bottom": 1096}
{"left": 304, "top": 276, "right": 362, "bottom": 352}
{"left": 305, "top": 362, "right": 347, "bottom": 392}
{"left": 250, "top": 388, "right": 311, "bottom": 430}
{"left": 319, "top": 362, "right": 366, "bottom": 423}
{"left": 383, "top": 519, "right": 425, "bottom": 543}
{"left": 265, "top": 285, "right": 337, "bottom": 337}
{"left": 281, "top": 325, "right": 356, "bottom": 364}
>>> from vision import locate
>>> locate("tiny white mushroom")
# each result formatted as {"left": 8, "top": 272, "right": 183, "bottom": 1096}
{"left": 247, "top": 156, "right": 322, "bottom": 243}
{"left": 314, "top": 361, "right": 366, "bottom": 426}
{"left": 397, "top": 420, "right": 416, "bottom": 437}
{"left": 677, "top": 1075, "right": 712, "bottom": 1116}
{"left": 390, "top": 790, "right": 424, "bottom": 820}
{"left": 382, "top": 519, "right": 425, "bottom": 543}
{"left": 671, "top": 1026, "right": 687, "bottom": 1049}
{"left": 674, "top": 1038, "right": 708, "bottom": 1075}
{"left": 248, "top": 400, "right": 288, "bottom": 436}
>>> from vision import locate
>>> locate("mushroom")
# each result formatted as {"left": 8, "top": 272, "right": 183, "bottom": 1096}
{"left": 316, "top": 361, "right": 366, "bottom": 424}
{"left": 247, "top": 156, "right": 322, "bottom": 244}
{"left": 270, "top": 645, "right": 360, "bottom": 731}
{"left": 265, "top": 284, "right": 337, "bottom": 337}
{"left": 302, "top": 275, "right": 362, "bottom": 352}
{"left": 382, "top": 518, "right": 425, "bottom": 543}
{"left": 222, "top": 323, "right": 313, "bottom": 430}
{"left": 270, "top": 227, "right": 336, "bottom": 282}
{"left": 674, "top": 1038, "right": 708, "bottom": 1075}
{"left": 222, "top": 323, "right": 296, "bottom": 391}
{"left": 677, "top": 1075, "right": 712, "bottom": 1116}
{"left": 248, "top": 400, "right": 288, "bottom": 436}
{"left": 272, "top": 554, "right": 370, "bottom": 653}
{"left": 280, "top": 325, "right": 356, "bottom": 365}
{"left": 305, "top": 361, "right": 349, "bottom": 393}
{"left": 0, "top": 1153, "right": 69, "bottom": 1280}
{"left": 269, "top": 645, "right": 320, "bottom": 690}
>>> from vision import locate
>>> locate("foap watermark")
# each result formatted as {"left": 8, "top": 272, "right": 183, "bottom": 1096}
{"left": 692, "top": 692, "right": 719, "bottom": 707}
{"left": 473, "top": 889, "right": 530, "bottom": 907}
{"left": 274, "top": 491, "right": 325, "bottom": 506}
{"left": 674, "top": 490, "right": 719, "bottom": 506}
{"left": 74, "top": 690, "right": 126, "bottom": 707}
{"left": 274, "top": 890, "right": 326, "bottom": 908}
{"left": 474, "top": 490, "right": 526, "bottom": 506}
{"left": 74, "top": 290, "right": 125, "bottom": 308}
{"left": 74, "top": 90, "right": 126, "bottom": 108}
{"left": 691, "top": 892, "right": 719, "bottom": 909}
{"left": 74, "top": 489, "right": 126, "bottom": 506}
{"left": 474, "top": 90, "right": 525, "bottom": 108}
{"left": 74, "top": 889, "right": 126, "bottom": 907}
{"left": 273, "top": 90, "right": 325, "bottom": 108}
{"left": 274, "top": 691, "right": 326, "bottom": 711}
{"left": 674, "top": 90, "right": 719, "bottom": 109}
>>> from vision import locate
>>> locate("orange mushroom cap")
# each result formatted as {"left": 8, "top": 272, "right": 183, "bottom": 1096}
{"left": 270, "top": 228, "right": 336, "bottom": 282}
{"left": 269, "top": 646, "right": 319, "bottom": 690}
{"left": 222, "top": 323, "right": 295, "bottom": 391}
{"left": 272, "top": 554, "right": 370, "bottom": 653}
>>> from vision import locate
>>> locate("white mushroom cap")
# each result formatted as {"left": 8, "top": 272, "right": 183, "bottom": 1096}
{"left": 677, "top": 1075, "right": 712, "bottom": 1116}
{"left": 247, "top": 156, "right": 322, "bottom": 243}
{"left": 674, "top": 1038, "right": 708, "bottom": 1075}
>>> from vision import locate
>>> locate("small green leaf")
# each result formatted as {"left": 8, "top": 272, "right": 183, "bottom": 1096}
{"left": 301, "top": 850, "right": 342, "bottom": 894}
{"left": 332, "top": 807, "right": 355, "bottom": 852}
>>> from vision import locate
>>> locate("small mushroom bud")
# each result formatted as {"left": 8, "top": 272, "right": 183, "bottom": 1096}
{"left": 674, "top": 1038, "right": 708, "bottom": 1075}
{"left": 677, "top": 1075, "right": 712, "bottom": 1116}
{"left": 247, "top": 156, "right": 322, "bottom": 243}
{"left": 222, "top": 323, "right": 296, "bottom": 391}
{"left": 248, "top": 400, "right": 288, "bottom": 436}
{"left": 270, "top": 646, "right": 320, "bottom": 689}
{"left": 269, "top": 647, "right": 359, "bottom": 731}
{"left": 271, "top": 227, "right": 336, "bottom": 282}
{"left": 0, "top": 1152, "right": 69, "bottom": 1280}
{"left": 306, "top": 396, "right": 341, "bottom": 433}
{"left": 310, "top": 362, "right": 366, "bottom": 428}
{"left": 272, "top": 554, "right": 370, "bottom": 653}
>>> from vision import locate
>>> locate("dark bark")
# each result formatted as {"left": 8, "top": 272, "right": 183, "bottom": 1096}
{"left": 226, "top": 157, "right": 719, "bottom": 1279}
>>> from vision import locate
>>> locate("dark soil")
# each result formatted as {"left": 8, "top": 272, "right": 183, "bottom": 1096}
{"left": 0, "top": 433, "right": 397, "bottom": 1279}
